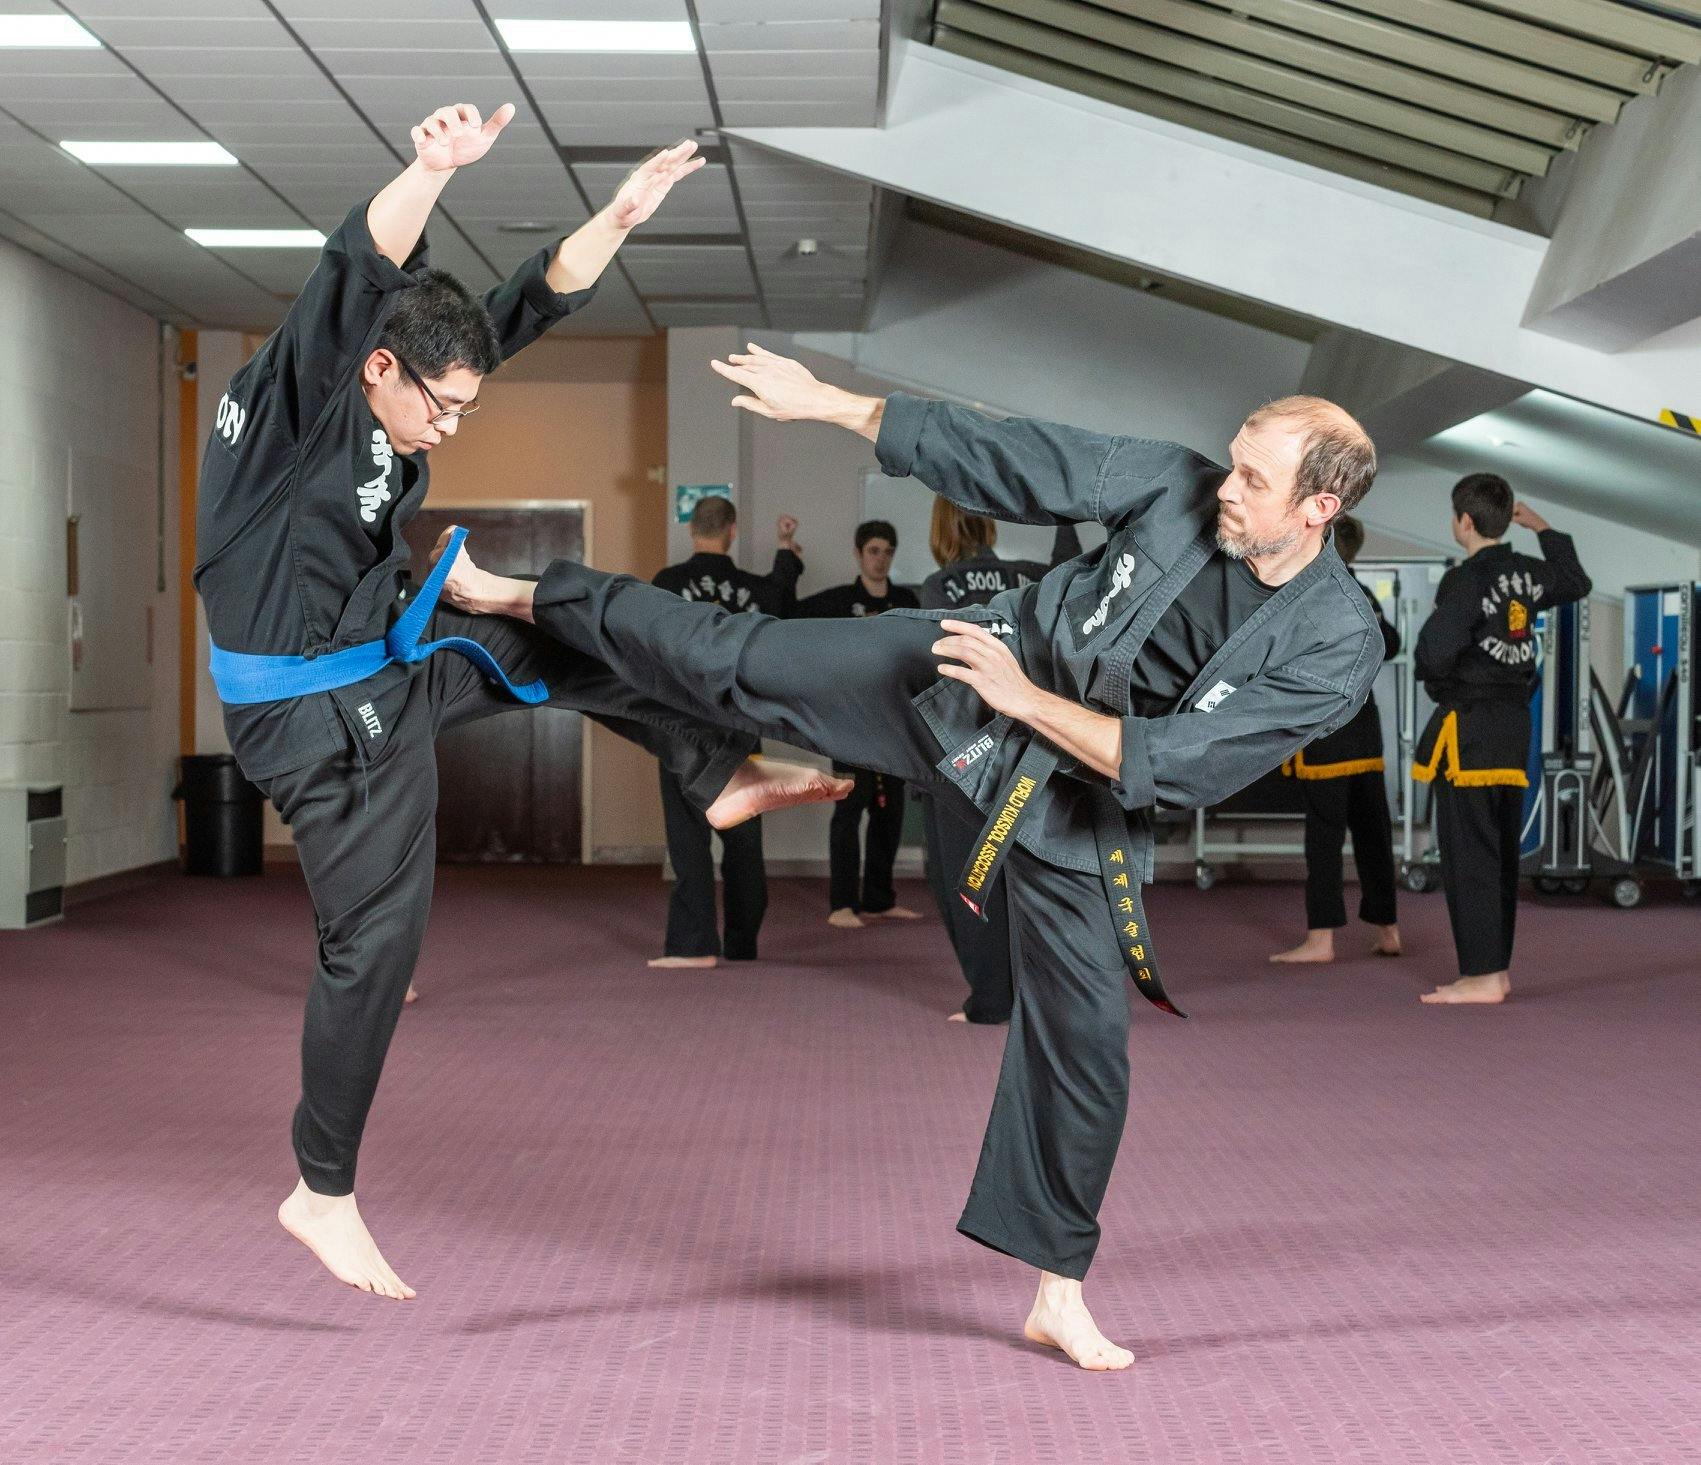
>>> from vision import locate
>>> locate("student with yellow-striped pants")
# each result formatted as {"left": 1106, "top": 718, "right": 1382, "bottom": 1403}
{"left": 1413, "top": 477, "right": 1591, "bottom": 1005}
{"left": 1271, "top": 516, "right": 1402, "bottom": 964}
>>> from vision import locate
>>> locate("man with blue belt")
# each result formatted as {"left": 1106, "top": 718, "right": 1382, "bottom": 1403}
{"left": 195, "top": 106, "right": 845, "bottom": 1301}
{"left": 431, "top": 345, "right": 1385, "bottom": 1369}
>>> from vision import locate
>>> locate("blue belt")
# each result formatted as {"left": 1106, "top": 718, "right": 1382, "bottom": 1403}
{"left": 208, "top": 526, "right": 549, "bottom": 707}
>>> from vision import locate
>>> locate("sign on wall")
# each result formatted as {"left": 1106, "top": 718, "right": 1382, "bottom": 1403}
{"left": 675, "top": 483, "right": 733, "bottom": 524}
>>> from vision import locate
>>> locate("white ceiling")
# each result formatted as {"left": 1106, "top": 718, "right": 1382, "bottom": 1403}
{"left": 1415, "top": 388, "right": 1701, "bottom": 548}
{"left": 0, "top": 0, "right": 884, "bottom": 334}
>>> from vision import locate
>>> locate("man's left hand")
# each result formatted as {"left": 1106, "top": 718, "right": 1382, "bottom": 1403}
{"left": 607, "top": 139, "right": 706, "bottom": 230}
{"left": 935, "top": 620, "right": 1038, "bottom": 721}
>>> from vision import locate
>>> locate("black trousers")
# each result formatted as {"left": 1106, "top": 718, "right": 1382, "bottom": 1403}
{"left": 658, "top": 766, "right": 766, "bottom": 959}
{"left": 919, "top": 791, "right": 1014, "bottom": 1023}
{"left": 828, "top": 767, "right": 906, "bottom": 914}
{"left": 1298, "top": 770, "right": 1398, "bottom": 930}
{"left": 256, "top": 606, "right": 747, "bottom": 1195}
{"left": 532, "top": 563, "right": 1132, "bottom": 1276}
{"left": 1434, "top": 779, "right": 1523, "bottom": 976}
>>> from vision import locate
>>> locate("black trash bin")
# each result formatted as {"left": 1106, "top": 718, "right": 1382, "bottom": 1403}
{"left": 175, "top": 754, "right": 264, "bottom": 877}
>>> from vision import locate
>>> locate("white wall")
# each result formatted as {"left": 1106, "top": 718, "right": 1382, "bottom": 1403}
{"left": 0, "top": 237, "right": 181, "bottom": 885}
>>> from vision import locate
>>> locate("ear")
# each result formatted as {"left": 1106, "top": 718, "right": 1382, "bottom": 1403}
{"left": 362, "top": 347, "right": 397, "bottom": 387}
{"left": 1308, "top": 492, "right": 1341, "bottom": 529}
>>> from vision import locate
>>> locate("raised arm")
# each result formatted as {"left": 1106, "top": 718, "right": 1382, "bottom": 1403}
{"left": 369, "top": 103, "right": 515, "bottom": 265}
{"left": 710, "top": 347, "right": 1187, "bottom": 528}
{"left": 1513, "top": 502, "right": 1592, "bottom": 604}
{"left": 543, "top": 140, "right": 704, "bottom": 294}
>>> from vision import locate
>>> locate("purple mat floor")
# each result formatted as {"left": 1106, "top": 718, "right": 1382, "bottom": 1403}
{"left": 2, "top": 866, "right": 1699, "bottom": 1463}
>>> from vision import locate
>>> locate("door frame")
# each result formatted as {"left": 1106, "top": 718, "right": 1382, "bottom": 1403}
{"left": 421, "top": 497, "right": 595, "bottom": 865}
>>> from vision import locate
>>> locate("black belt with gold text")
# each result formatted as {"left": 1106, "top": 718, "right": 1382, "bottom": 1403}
{"left": 955, "top": 741, "right": 1187, "bottom": 1018}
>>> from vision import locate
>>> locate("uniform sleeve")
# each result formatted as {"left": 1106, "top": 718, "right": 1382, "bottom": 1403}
{"left": 1112, "top": 656, "right": 1370, "bottom": 811}
{"left": 482, "top": 245, "right": 598, "bottom": 363}
{"left": 1415, "top": 566, "right": 1475, "bottom": 684}
{"left": 264, "top": 200, "right": 424, "bottom": 435}
{"left": 876, "top": 394, "right": 1194, "bottom": 530}
{"left": 1536, "top": 529, "right": 1592, "bottom": 605}
{"left": 919, "top": 569, "right": 952, "bottom": 611}
{"left": 758, "top": 548, "right": 804, "bottom": 617}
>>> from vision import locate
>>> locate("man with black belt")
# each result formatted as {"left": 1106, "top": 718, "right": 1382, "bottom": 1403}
{"left": 797, "top": 520, "right": 922, "bottom": 928}
{"left": 1414, "top": 476, "right": 1591, "bottom": 1005}
{"left": 919, "top": 501, "right": 1081, "bottom": 1023}
{"left": 649, "top": 499, "right": 804, "bottom": 968}
{"left": 1271, "top": 514, "right": 1403, "bottom": 964}
{"left": 194, "top": 109, "right": 844, "bottom": 1301}
{"left": 434, "top": 343, "right": 1384, "bottom": 1369}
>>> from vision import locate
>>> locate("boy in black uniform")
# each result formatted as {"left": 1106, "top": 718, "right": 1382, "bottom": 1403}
{"left": 650, "top": 498, "right": 804, "bottom": 967}
{"left": 797, "top": 520, "right": 923, "bottom": 928}
{"left": 919, "top": 500, "right": 1080, "bottom": 1023}
{"left": 194, "top": 107, "right": 843, "bottom": 1301}
{"left": 435, "top": 345, "right": 1385, "bottom": 1370}
{"left": 1271, "top": 515, "right": 1402, "bottom": 963}
{"left": 1414, "top": 475, "right": 1591, "bottom": 1005}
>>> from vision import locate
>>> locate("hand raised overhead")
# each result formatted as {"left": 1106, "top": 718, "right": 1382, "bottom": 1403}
{"left": 608, "top": 139, "right": 707, "bottom": 230}
{"left": 411, "top": 103, "right": 515, "bottom": 172}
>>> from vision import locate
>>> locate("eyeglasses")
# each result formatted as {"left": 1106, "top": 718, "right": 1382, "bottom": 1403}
{"left": 396, "top": 355, "right": 480, "bottom": 426}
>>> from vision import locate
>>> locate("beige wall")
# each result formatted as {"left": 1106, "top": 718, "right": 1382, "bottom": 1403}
{"left": 428, "top": 335, "right": 671, "bottom": 859}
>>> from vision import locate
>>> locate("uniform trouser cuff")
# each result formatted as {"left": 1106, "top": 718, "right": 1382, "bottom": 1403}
{"left": 956, "top": 1207, "right": 1093, "bottom": 1281}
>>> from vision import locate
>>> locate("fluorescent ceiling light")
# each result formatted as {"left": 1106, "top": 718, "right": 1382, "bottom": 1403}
{"left": 63, "top": 141, "right": 238, "bottom": 167}
{"left": 495, "top": 19, "right": 695, "bottom": 52}
{"left": 0, "top": 14, "right": 100, "bottom": 47}
{"left": 186, "top": 228, "right": 325, "bottom": 249}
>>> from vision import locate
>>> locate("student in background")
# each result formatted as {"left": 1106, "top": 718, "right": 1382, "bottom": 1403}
{"left": 648, "top": 499, "right": 805, "bottom": 968}
{"left": 1270, "top": 514, "right": 1402, "bottom": 965}
{"left": 797, "top": 520, "right": 921, "bottom": 928}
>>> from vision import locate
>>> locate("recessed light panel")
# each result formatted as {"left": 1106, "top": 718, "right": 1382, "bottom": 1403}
{"left": 186, "top": 228, "right": 326, "bottom": 249}
{"left": 63, "top": 141, "right": 238, "bottom": 167}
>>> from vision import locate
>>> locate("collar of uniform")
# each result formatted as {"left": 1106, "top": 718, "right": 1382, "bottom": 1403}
{"left": 684, "top": 552, "right": 737, "bottom": 574}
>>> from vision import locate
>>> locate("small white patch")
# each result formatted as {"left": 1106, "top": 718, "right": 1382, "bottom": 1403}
{"left": 357, "top": 701, "right": 382, "bottom": 738}
{"left": 1080, "top": 552, "right": 1138, "bottom": 637}
{"left": 215, "top": 392, "right": 246, "bottom": 446}
{"left": 357, "top": 429, "right": 395, "bottom": 524}
{"left": 1195, "top": 680, "right": 1235, "bottom": 712}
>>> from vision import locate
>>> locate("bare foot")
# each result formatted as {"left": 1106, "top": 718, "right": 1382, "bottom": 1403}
{"left": 1023, "top": 1272, "right": 1134, "bottom": 1371}
{"left": 1372, "top": 924, "right": 1402, "bottom": 957}
{"left": 866, "top": 905, "right": 923, "bottom": 921}
{"left": 647, "top": 955, "right": 718, "bottom": 969}
{"left": 1421, "top": 971, "right": 1510, "bottom": 1004}
{"left": 705, "top": 760, "right": 853, "bottom": 830}
{"left": 277, "top": 1178, "right": 415, "bottom": 1300}
{"left": 404, "top": 984, "right": 419, "bottom": 1004}
{"left": 1270, "top": 930, "right": 1335, "bottom": 964}
{"left": 827, "top": 908, "right": 864, "bottom": 929}
{"left": 947, "top": 1010, "right": 968, "bottom": 1022}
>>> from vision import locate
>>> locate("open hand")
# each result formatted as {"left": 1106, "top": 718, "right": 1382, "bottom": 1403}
{"left": 412, "top": 104, "right": 514, "bottom": 172}
{"left": 934, "top": 620, "right": 1038, "bottom": 720}
{"left": 712, "top": 344, "right": 841, "bottom": 421}
{"left": 608, "top": 140, "right": 707, "bottom": 230}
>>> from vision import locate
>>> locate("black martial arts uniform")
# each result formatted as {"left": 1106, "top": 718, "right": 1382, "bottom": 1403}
{"left": 917, "top": 525, "right": 1082, "bottom": 1023}
{"left": 651, "top": 547, "right": 802, "bottom": 959}
{"left": 194, "top": 202, "right": 750, "bottom": 1195}
{"left": 1282, "top": 580, "right": 1401, "bottom": 931}
{"left": 796, "top": 578, "right": 921, "bottom": 916}
{"left": 522, "top": 394, "right": 1383, "bottom": 1279}
{"left": 1414, "top": 532, "right": 1591, "bottom": 976}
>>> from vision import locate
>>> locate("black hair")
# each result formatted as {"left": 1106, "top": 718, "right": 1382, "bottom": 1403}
{"left": 855, "top": 519, "right": 898, "bottom": 552}
{"left": 377, "top": 268, "right": 501, "bottom": 379}
{"left": 1451, "top": 473, "right": 1513, "bottom": 540}
{"left": 1333, "top": 513, "right": 1365, "bottom": 564}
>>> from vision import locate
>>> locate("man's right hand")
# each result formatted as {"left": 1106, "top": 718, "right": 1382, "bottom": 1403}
{"left": 411, "top": 103, "right": 514, "bottom": 172}
{"left": 1511, "top": 501, "right": 1550, "bottom": 533}
{"left": 711, "top": 344, "right": 884, "bottom": 439}
{"left": 776, "top": 514, "right": 801, "bottom": 553}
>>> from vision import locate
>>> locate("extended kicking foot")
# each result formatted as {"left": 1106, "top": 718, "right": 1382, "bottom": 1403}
{"left": 865, "top": 905, "right": 923, "bottom": 921}
{"left": 1372, "top": 924, "right": 1402, "bottom": 957}
{"left": 1269, "top": 930, "right": 1335, "bottom": 964}
{"left": 947, "top": 1010, "right": 968, "bottom": 1022}
{"left": 827, "top": 908, "right": 864, "bottom": 929}
{"left": 277, "top": 1179, "right": 415, "bottom": 1300}
{"left": 705, "top": 760, "right": 852, "bottom": 830}
{"left": 1421, "top": 971, "right": 1510, "bottom": 1004}
{"left": 1023, "top": 1273, "right": 1134, "bottom": 1371}
{"left": 647, "top": 955, "right": 717, "bottom": 969}
{"left": 404, "top": 984, "right": 420, "bottom": 1004}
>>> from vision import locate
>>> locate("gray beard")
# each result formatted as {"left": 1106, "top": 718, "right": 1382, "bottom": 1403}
{"left": 1216, "top": 522, "right": 1302, "bottom": 561}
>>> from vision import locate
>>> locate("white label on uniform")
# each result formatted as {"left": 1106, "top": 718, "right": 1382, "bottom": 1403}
{"left": 1195, "top": 680, "right": 1236, "bottom": 712}
{"left": 1080, "top": 552, "right": 1138, "bottom": 637}
{"left": 358, "top": 430, "right": 395, "bottom": 523}
{"left": 357, "top": 701, "right": 382, "bottom": 738}
{"left": 215, "top": 392, "right": 246, "bottom": 446}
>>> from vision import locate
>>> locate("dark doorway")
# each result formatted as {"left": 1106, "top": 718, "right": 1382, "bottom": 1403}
{"left": 403, "top": 505, "right": 588, "bottom": 864}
